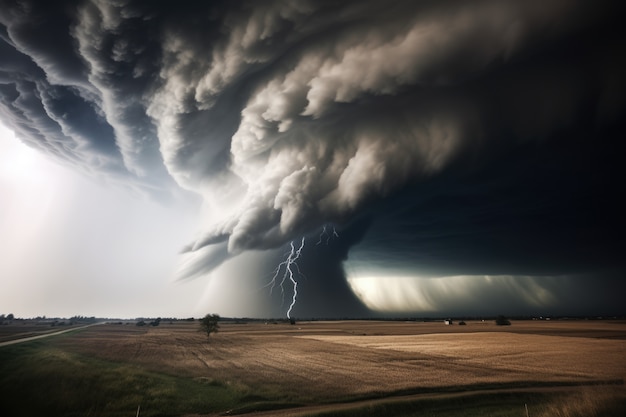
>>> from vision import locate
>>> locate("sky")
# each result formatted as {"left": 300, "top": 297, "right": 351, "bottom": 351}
{"left": 1, "top": 0, "right": 625, "bottom": 319}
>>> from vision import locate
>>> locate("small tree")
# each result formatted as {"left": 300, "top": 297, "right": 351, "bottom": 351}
{"left": 200, "top": 314, "right": 220, "bottom": 340}
{"left": 495, "top": 315, "right": 511, "bottom": 326}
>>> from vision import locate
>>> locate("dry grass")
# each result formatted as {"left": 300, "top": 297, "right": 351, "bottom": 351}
{"left": 47, "top": 320, "right": 626, "bottom": 403}
{"left": 300, "top": 332, "right": 626, "bottom": 384}
{"left": 534, "top": 386, "right": 626, "bottom": 417}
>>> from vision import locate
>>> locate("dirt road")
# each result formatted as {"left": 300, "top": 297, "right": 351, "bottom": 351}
{"left": 203, "top": 383, "right": 623, "bottom": 417}
{"left": 0, "top": 323, "right": 101, "bottom": 347}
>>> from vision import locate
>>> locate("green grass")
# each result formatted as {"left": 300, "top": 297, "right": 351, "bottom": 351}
{"left": 303, "top": 392, "right": 539, "bottom": 417}
{"left": 304, "top": 390, "right": 626, "bottom": 417}
{"left": 0, "top": 341, "right": 250, "bottom": 417}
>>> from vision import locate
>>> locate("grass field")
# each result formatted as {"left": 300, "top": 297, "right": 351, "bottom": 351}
{"left": 1, "top": 320, "right": 625, "bottom": 416}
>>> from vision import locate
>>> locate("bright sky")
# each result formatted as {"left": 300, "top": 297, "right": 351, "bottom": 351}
{"left": 0, "top": 122, "right": 212, "bottom": 318}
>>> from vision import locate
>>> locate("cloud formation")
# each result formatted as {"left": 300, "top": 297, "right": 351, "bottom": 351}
{"left": 1, "top": 0, "right": 625, "bottom": 315}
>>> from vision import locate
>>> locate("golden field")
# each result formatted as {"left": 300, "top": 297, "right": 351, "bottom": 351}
{"left": 2, "top": 319, "right": 626, "bottom": 416}
{"left": 56, "top": 321, "right": 626, "bottom": 397}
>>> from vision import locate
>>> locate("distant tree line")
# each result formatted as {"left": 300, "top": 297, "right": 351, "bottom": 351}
{"left": 69, "top": 316, "right": 97, "bottom": 324}
{"left": 0, "top": 313, "right": 14, "bottom": 324}
{"left": 136, "top": 317, "right": 162, "bottom": 327}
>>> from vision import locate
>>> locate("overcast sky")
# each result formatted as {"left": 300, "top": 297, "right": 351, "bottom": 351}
{"left": 1, "top": 0, "right": 625, "bottom": 319}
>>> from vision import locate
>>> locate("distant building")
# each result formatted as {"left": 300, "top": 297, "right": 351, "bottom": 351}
{"left": 444, "top": 319, "right": 453, "bottom": 325}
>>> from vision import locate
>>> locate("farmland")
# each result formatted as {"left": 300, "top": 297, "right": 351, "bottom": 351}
{"left": 1, "top": 319, "right": 625, "bottom": 416}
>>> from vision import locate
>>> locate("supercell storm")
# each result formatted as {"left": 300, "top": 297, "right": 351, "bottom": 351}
{"left": 1, "top": 1, "right": 625, "bottom": 317}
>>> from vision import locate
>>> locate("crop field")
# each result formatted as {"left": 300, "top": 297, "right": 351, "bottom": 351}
{"left": 1, "top": 319, "right": 626, "bottom": 416}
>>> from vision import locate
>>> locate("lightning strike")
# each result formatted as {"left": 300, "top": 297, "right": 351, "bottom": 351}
{"left": 268, "top": 237, "right": 306, "bottom": 319}
{"left": 316, "top": 225, "right": 340, "bottom": 245}
{"left": 316, "top": 226, "right": 328, "bottom": 245}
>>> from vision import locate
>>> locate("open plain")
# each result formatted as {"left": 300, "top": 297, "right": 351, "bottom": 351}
{"left": 1, "top": 319, "right": 626, "bottom": 416}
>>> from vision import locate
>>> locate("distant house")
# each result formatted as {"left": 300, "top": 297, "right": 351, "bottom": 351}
{"left": 444, "top": 319, "right": 453, "bottom": 325}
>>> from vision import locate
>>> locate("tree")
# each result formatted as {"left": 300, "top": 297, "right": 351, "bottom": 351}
{"left": 200, "top": 314, "right": 220, "bottom": 340}
{"left": 495, "top": 315, "right": 511, "bottom": 326}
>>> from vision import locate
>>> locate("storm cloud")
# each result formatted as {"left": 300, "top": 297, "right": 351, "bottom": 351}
{"left": 1, "top": 0, "right": 625, "bottom": 317}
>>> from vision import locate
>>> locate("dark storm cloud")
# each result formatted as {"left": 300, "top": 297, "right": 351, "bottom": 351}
{"left": 285, "top": 219, "right": 373, "bottom": 318}
{"left": 1, "top": 0, "right": 626, "bottom": 315}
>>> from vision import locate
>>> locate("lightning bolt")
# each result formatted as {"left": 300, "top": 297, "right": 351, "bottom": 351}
{"left": 267, "top": 227, "right": 338, "bottom": 319}
{"left": 316, "top": 226, "right": 329, "bottom": 245}
{"left": 268, "top": 237, "right": 306, "bottom": 319}
{"left": 316, "top": 225, "right": 340, "bottom": 245}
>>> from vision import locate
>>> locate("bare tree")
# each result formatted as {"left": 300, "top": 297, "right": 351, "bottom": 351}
{"left": 199, "top": 314, "right": 220, "bottom": 340}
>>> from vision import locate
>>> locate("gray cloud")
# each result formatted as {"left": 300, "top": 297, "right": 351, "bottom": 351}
{"left": 1, "top": 0, "right": 625, "bottom": 316}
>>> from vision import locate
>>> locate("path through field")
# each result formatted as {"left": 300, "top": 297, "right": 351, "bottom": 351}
{"left": 215, "top": 384, "right": 619, "bottom": 417}
{"left": 0, "top": 323, "right": 101, "bottom": 347}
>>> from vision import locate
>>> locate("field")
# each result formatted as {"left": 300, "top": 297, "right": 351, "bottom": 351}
{"left": 1, "top": 319, "right": 626, "bottom": 416}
